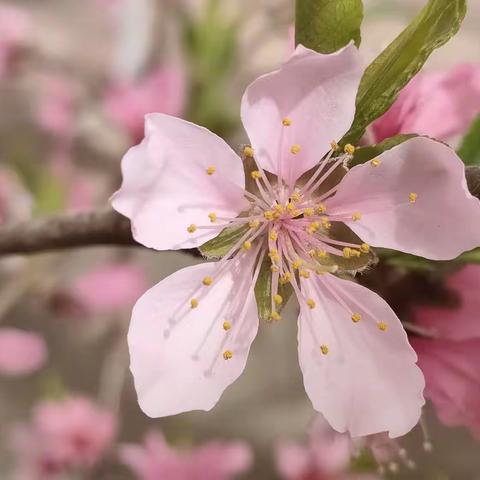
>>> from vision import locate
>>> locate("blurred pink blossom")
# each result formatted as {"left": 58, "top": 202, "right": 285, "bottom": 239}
{"left": 0, "top": 328, "right": 47, "bottom": 376}
{"left": 70, "top": 262, "right": 148, "bottom": 314}
{"left": 13, "top": 396, "right": 116, "bottom": 479}
{"left": 275, "top": 416, "right": 353, "bottom": 479}
{"left": 104, "top": 66, "right": 187, "bottom": 142}
{"left": 0, "top": 4, "right": 30, "bottom": 78}
{"left": 372, "top": 65, "right": 480, "bottom": 143}
{"left": 412, "top": 266, "right": 480, "bottom": 439}
{"left": 119, "top": 430, "right": 252, "bottom": 480}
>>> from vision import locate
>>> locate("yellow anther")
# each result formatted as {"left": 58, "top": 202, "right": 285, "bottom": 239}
{"left": 371, "top": 157, "right": 381, "bottom": 167}
{"left": 344, "top": 144, "right": 356, "bottom": 155}
{"left": 274, "top": 294, "right": 283, "bottom": 306}
{"left": 330, "top": 140, "right": 339, "bottom": 151}
{"left": 243, "top": 146, "right": 254, "bottom": 158}
{"left": 273, "top": 204, "right": 284, "bottom": 214}
{"left": 307, "top": 221, "right": 320, "bottom": 234}
{"left": 321, "top": 217, "right": 332, "bottom": 229}
{"left": 351, "top": 212, "right": 362, "bottom": 221}
{"left": 351, "top": 312, "right": 362, "bottom": 323}
{"left": 206, "top": 165, "right": 216, "bottom": 175}
{"left": 190, "top": 298, "right": 199, "bottom": 309}
{"left": 292, "top": 259, "right": 303, "bottom": 270}
{"left": 360, "top": 243, "right": 370, "bottom": 254}
{"left": 320, "top": 344, "right": 329, "bottom": 355}
{"left": 269, "top": 230, "right": 278, "bottom": 241}
{"left": 409, "top": 192, "right": 418, "bottom": 204}
{"left": 307, "top": 298, "right": 316, "bottom": 309}
{"left": 286, "top": 202, "right": 295, "bottom": 212}
{"left": 270, "top": 265, "right": 279, "bottom": 273}
{"left": 299, "top": 270, "right": 310, "bottom": 279}
{"left": 270, "top": 311, "right": 282, "bottom": 321}
{"left": 268, "top": 248, "right": 278, "bottom": 256}
{"left": 249, "top": 219, "right": 260, "bottom": 228}
{"left": 350, "top": 249, "right": 361, "bottom": 257}
{"left": 308, "top": 249, "right": 317, "bottom": 257}
{"left": 280, "top": 272, "right": 292, "bottom": 284}
{"left": 316, "top": 203, "right": 326, "bottom": 214}
{"left": 223, "top": 321, "right": 232, "bottom": 331}
{"left": 290, "top": 144, "right": 301, "bottom": 155}
{"left": 291, "top": 191, "right": 301, "bottom": 202}
{"left": 317, "top": 249, "right": 328, "bottom": 258}
{"left": 187, "top": 224, "right": 197, "bottom": 233}
{"left": 264, "top": 210, "right": 274, "bottom": 221}
{"left": 251, "top": 170, "right": 262, "bottom": 180}
{"left": 208, "top": 212, "right": 217, "bottom": 223}
{"left": 378, "top": 322, "right": 388, "bottom": 332}
{"left": 202, "top": 276, "right": 213, "bottom": 286}
{"left": 223, "top": 350, "right": 233, "bottom": 360}
{"left": 304, "top": 207, "right": 314, "bottom": 217}
{"left": 282, "top": 117, "right": 292, "bottom": 126}
{"left": 243, "top": 241, "right": 252, "bottom": 250}
{"left": 292, "top": 209, "right": 302, "bottom": 217}
{"left": 343, "top": 247, "right": 352, "bottom": 258}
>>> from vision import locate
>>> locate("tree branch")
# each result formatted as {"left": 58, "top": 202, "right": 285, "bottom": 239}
{"left": 0, "top": 166, "right": 479, "bottom": 256}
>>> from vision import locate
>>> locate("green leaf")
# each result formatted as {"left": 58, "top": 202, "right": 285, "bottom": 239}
{"left": 350, "top": 134, "right": 416, "bottom": 166}
{"left": 341, "top": 0, "right": 466, "bottom": 145}
{"left": 295, "top": 0, "right": 364, "bottom": 53}
{"left": 458, "top": 115, "right": 480, "bottom": 166}
{"left": 254, "top": 256, "right": 293, "bottom": 322}
{"left": 199, "top": 224, "right": 249, "bottom": 259}
{"left": 466, "top": 166, "right": 480, "bottom": 200}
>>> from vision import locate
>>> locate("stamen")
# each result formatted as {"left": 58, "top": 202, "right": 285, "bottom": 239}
{"left": 299, "top": 270, "right": 310, "bottom": 279}
{"left": 320, "top": 344, "right": 329, "bottom": 355}
{"left": 206, "top": 165, "right": 216, "bottom": 175}
{"left": 307, "top": 298, "right": 316, "bottom": 309}
{"left": 243, "top": 146, "right": 254, "bottom": 158}
{"left": 223, "top": 350, "right": 233, "bottom": 360}
{"left": 187, "top": 224, "right": 197, "bottom": 233}
{"left": 223, "top": 321, "right": 232, "bottom": 331}
{"left": 409, "top": 192, "right": 418, "bottom": 204}
{"left": 251, "top": 170, "right": 261, "bottom": 180}
{"left": 316, "top": 203, "right": 326, "bottom": 214}
{"left": 202, "top": 276, "right": 213, "bottom": 286}
{"left": 351, "top": 212, "right": 362, "bottom": 221}
{"left": 344, "top": 144, "right": 355, "bottom": 155}
{"left": 243, "top": 241, "right": 252, "bottom": 250}
{"left": 264, "top": 210, "right": 274, "bottom": 220}
{"left": 208, "top": 212, "right": 217, "bottom": 223}
{"left": 282, "top": 117, "right": 292, "bottom": 126}
{"left": 269, "top": 230, "right": 278, "bottom": 241}
{"left": 249, "top": 219, "right": 260, "bottom": 228}
{"left": 330, "top": 140, "right": 339, "bottom": 151}
{"left": 377, "top": 321, "right": 388, "bottom": 331}
{"left": 190, "top": 298, "right": 199, "bottom": 309}
{"left": 270, "top": 311, "right": 281, "bottom": 321}
{"left": 360, "top": 243, "right": 370, "bottom": 253}
{"left": 351, "top": 312, "right": 362, "bottom": 323}
{"left": 371, "top": 157, "right": 381, "bottom": 167}
{"left": 273, "top": 294, "right": 283, "bottom": 306}
{"left": 304, "top": 207, "right": 314, "bottom": 217}
{"left": 290, "top": 144, "right": 301, "bottom": 155}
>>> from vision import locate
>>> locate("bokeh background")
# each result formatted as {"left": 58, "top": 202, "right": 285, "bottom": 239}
{"left": 0, "top": 0, "right": 479, "bottom": 479}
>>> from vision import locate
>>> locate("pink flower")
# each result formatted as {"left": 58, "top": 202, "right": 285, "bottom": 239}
{"left": 119, "top": 430, "right": 252, "bottom": 480}
{"left": 0, "top": 328, "right": 47, "bottom": 376}
{"left": 372, "top": 65, "right": 480, "bottom": 143}
{"left": 0, "top": 4, "right": 30, "bottom": 78}
{"left": 105, "top": 66, "right": 186, "bottom": 142}
{"left": 112, "top": 45, "right": 480, "bottom": 437}
{"left": 411, "top": 266, "right": 480, "bottom": 439}
{"left": 13, "top": 397, "right": 117, "bottom": 478}
{"left": 275, "top": 416, "right": 352, "bottom": 479}
{"left": 70, "top": 262, "right": 149, "bottom": 314}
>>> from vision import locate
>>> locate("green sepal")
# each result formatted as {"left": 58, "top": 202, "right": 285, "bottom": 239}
{"left": 254, "top": 256, "right": 293, "bottom": 322}
{"left": 199, "top": 224, "right": 249, "bottom": 259}
{"left": 458, "top": 115, "right": 480, "bottom": 166}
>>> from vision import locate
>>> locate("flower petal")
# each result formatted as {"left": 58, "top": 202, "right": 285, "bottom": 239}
{"left": 327, "top": 137, "right": 480, "bottom": 260}
{"left": 128, "top": 254, "right": 259, "bottom": 417}
{"left": 298, "top": 274, "right": 425, "bottom": 438}
{"left": 241, "top": 44, "right": 363, "bottom": 183}
{"left": 111, "top": 113, "right": 248, "bottom": 251}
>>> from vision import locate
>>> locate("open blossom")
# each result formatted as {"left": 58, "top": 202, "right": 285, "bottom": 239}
{"left": 12, "top": 397, "right": 116, "bottom": 479}
{"left": 372, "top": 64, "right": 480, "bottom": 143}
{"left": 112, "top": 44, "right": 480, "bottom": 437}
{"left": 411, "top": 266, "right": 480, "bottom": 439}
{"left": 0, "top": 328, "right": 47, "bottom": 376}
{"left": 120, "top": 430, "right": 252, "bottom": 480}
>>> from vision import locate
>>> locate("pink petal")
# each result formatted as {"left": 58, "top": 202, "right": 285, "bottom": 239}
{"left": 128, "top": 254, "right": 259, "bottom": 417}
{"left": 241, "top": 44, "right": 363, "bottom": 183}
{"left": 275, "top": 442, "right": 311, "bottom": 479}
{"left": 414, "top": 265, "right": 480, "bottom": 341}
{"left": 372, "top": 65, "right": 480, "bottom": 143}
{"left": 71, "top": 262, "right": 148, "bottom": 313}
{"left": 328, "top": 137, "right": 480, "bottom": 260}
{"left": 413, "top": 338, "right": 480, "bottom": 439}
{"left": 0, "top": 328, "right": 47, "bottom": 376}
{"left": 111, "top": 114, "right": 248, "bottom": 250}
{"left": 298, "top": 274, "right": 425, "bottom": 438}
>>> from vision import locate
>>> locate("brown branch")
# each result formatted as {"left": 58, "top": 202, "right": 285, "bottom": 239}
{"left": 0, "top": 207, "right": 137, "bottom": 255}
{"left": 0, "top": 166, "right": 479, "bottom": 256}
